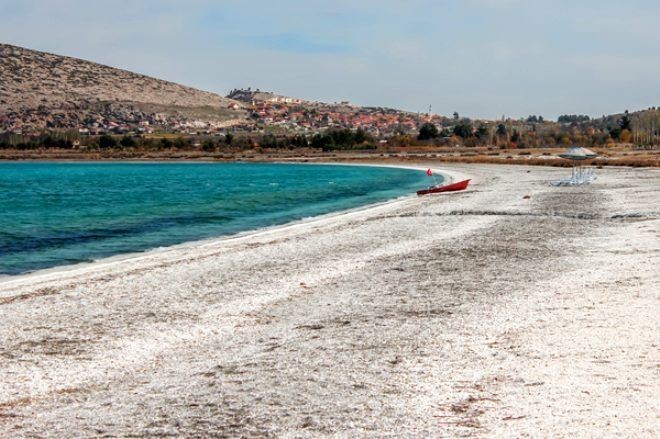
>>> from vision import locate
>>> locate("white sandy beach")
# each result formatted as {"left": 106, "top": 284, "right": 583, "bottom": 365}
{"left": 0, "top": 163, "right": 658, "bottom": 437}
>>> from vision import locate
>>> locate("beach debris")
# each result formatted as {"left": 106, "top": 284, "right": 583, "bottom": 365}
{"left": 295, "top": 324, "right": 324, "bottom": 330}
{"left": 503, "top": 415, "right": 527, "bottom": 421}
{"left": 213, "top": 364, "right": 243, "bottom": 375}
{"left": 387, "top": 356, "right": 402, "bottom": 366}
{"left": 301, "top": 416, "right": 318, "bottom": 428}
{"left": 523, "top": 193, "right": 532, "bottom": 199}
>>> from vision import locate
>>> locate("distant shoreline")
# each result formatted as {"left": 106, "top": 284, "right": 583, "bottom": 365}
{"left": 1, "top": 148, "right": 658, "bottom": 167}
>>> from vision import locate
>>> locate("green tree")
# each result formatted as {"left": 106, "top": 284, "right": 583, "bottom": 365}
{"left": 453, "top": 122, "right": 473, "bottom": 139}
{"left": 291, "top": 134, "right": 308, "bottom": 148}
{"left": 609, "top": 126, "right": 622, "bottom": 140}
{"left": 260, "top": 134, "right": 278, "bottom": 149}
{"left": 120, "top": 136, "right": 136, "bottom": 147}
{"left": 311, "top": 133, "right": 333, "bottom": 150}
{"left": 355, "top": 128, "right": 367, "bottom": 144}
{"left": 173, "top": 138, "right": 189, "bottom": 149}
{"left": 418, "top": 123, "right": 439, "bottom": 140}
{"left": 619, "top": 110, "right": 632, "bottom": 131}
{"left": 476, "top": 124, "right": 489, "bottom": 140}
{"left": 98, "top": 135, "right": 117, "bottom": 149}
{"left": 202, "top": 139, "right": 216, "bottom": 152}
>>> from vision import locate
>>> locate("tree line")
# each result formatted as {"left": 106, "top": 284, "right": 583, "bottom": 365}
{"left": 412, "top": 110, "right": 655, "bottom": 148}
{"left": 0, "top": 129, "right": 376, "bottom": 152}
{"left": 1, "top": 111, "right": 656, "bottom": 151}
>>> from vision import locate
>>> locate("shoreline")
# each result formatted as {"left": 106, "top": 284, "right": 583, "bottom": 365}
{"left": 1, "top": 162, "right": 657, "bottom": 437}
{"left": 0, "top": 163, "right": 464, "bottom": 290}
{"left": 1, "top": 147, "right": 658, "bottom": 168}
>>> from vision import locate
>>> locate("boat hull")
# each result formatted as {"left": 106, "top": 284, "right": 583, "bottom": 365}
{"left": 417, "top": 179, "right": 471, "bottom": 196}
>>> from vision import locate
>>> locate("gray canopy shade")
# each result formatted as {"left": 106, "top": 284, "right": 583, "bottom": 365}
{"left": 551, "top": 146, "right": 598, "bottom": 186}
{"left": 559, "top": 147, "right": 598, "bottom": 161}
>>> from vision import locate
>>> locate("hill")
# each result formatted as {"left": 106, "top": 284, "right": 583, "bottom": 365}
{"left": 595, "top": 107, "right": 659, "bottom": 130}
{"left": 0, "top": 43, "right": 245, "bottom": 133}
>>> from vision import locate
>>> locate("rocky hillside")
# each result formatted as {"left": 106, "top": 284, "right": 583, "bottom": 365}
{"left": 0, "top": 43, "right": 245, "bottom": 132}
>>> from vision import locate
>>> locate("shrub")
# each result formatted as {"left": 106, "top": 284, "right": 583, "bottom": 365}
{"left": 99, "top": 135, "right": 117, "bottom": 149}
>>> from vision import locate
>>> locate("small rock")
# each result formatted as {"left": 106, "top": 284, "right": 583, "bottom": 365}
{"left": 301, "top": 416, "right": 317, "bottom": 428}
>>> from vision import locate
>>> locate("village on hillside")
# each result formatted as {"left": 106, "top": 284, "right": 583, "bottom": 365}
{"left": 0, "top": 87, "right": 440, "bottom": 138}
{"left": 227, "top": 88, "right": 439, "bottom": 136}
{"left": 1, "top": 84, "right": 659, "bottom": 155}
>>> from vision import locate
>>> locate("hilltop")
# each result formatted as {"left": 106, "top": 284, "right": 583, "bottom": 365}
{"left": 0, "top": 43, "right": 246, "bottom": 133}
{"left": 0, "top": 42, "right": 431, "bottom": 137}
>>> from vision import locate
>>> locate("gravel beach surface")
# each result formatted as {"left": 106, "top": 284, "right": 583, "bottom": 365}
{"left": 1, "top": 163, "right": 658, "bottom": 437}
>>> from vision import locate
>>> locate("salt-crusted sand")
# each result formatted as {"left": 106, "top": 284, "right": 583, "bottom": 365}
{"left": 0, "top": 163, "right": 658, "bottom": 438}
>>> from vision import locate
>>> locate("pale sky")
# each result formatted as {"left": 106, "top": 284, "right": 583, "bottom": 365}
{"left": 1, "top": 0, "right": 658, "bottom": 119}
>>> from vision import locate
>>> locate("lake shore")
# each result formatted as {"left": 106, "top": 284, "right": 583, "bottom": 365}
{"left": 1, "top": 163, "right": 658, "bottom": 437}
{"left": 1, "top": 145, "right": 659, "bottom": 168}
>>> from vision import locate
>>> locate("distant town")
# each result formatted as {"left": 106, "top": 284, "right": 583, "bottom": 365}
{"left": 0, "top": 86, "right": 442, "bottom": 138}
{"left": 1, "top": 88, "right": 658, "bottom": 155}
{"left": 1, "top": 42, "right": 658, "bottom": 169}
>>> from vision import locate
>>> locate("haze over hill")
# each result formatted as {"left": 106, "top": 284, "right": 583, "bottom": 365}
{"left": 0, "top": 43, "right": 245, "bottom": 132}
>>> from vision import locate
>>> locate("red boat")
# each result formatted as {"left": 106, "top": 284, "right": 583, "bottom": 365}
{"left": 417, "top": 179, "right": 471, "bottom": 196}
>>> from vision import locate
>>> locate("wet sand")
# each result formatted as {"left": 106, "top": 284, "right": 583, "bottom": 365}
{"left": 1, "top": 163, "right": 658, "bottom": 437}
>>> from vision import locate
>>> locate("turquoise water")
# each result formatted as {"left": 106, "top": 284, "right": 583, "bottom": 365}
{"left": 0, "top": 162, "right": 433, "bottom": 275}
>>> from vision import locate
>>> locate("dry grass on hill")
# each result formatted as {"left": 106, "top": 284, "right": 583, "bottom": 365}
{"left": 0, "top": 43, "right": 245, "bottom": 128}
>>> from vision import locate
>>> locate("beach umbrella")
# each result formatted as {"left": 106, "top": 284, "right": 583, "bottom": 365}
{"left": 557, "top": 147, "right": 598, "bottom": 184}
{"left": 559, "top": 147, "right": 598, "bottom": 160}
